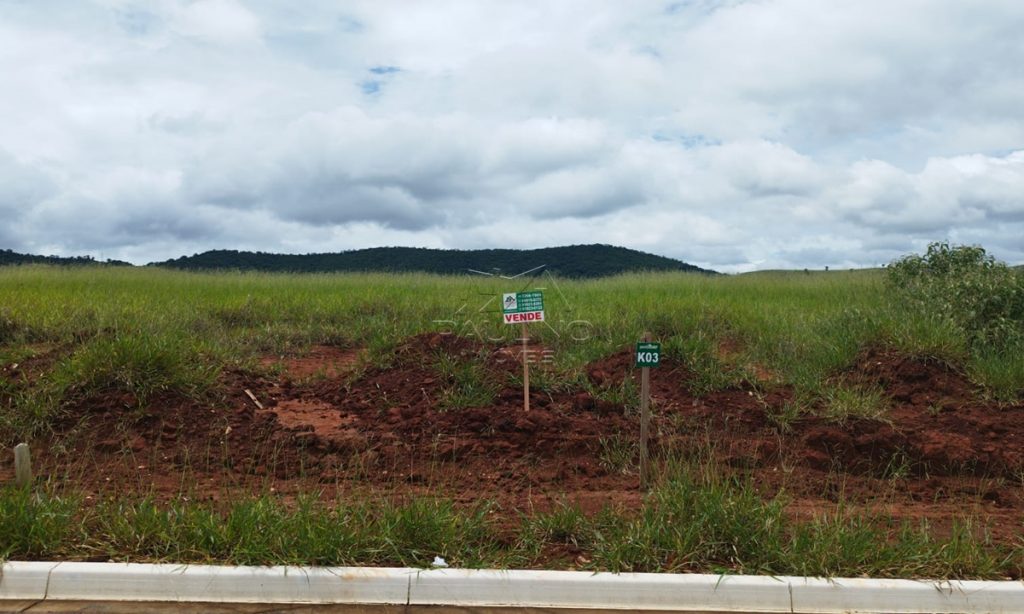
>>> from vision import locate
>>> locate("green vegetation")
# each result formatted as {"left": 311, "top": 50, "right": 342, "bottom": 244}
{"left": 597, "top": 433, "right": 638, "bottom": 474}
{"left": 435, "top": 351, "right": 498, "bottom": 410}
{"left": 2, "top": 244, "right": 1023, "bottom": 577}
{"left": 1, "top": 244, "right": 1022, "bottom": 441}
{"left": 821, "top": 384, "right": 889, "bottom": 424}
{"left": 888, "top": 242, "right": 1024, "bottom": 400}
{"left": 0, "top": 486, "right": 78, "bottom": 559}
{"left": 0, "top": 248, "right": 130, "bottom": 268}
{"left": 888, "top": 243, "right": 1024, "bottom": 348}
{"left": 153, "top": 244, "right": 713, "bottom": 277}
{"left": 1, "top": 473, "right": 1019, "bottom": 578}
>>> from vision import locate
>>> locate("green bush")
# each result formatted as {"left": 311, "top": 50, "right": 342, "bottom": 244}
{"left": 887, "top": 243, "right": 1024, "bottom": 349}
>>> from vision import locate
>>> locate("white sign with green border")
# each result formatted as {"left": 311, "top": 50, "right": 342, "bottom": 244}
{"left": 502, "top": 291, "right": 545, "bottom": 324}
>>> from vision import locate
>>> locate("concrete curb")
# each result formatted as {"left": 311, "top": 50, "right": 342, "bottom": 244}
{"left": 1, "top": 562, "right": 1022, "bottom": 612}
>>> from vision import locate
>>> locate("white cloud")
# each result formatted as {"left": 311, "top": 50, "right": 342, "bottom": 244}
{"left": 0, "top": 0, "right": 1022, "bottom": 270}
{"left": 171, "top": 0, "right": 262, "bottom": 45}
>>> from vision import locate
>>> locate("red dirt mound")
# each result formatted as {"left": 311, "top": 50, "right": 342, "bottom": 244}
{"left": 6, "top": 337, "right": 1023, "bottom": 542}
{"left": 806, "top": 349, "right": 1024, "bottom": 477}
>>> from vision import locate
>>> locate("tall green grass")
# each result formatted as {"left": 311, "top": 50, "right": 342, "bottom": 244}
{"left": 1, "top": 264, "right": 1021, "bottom": 441}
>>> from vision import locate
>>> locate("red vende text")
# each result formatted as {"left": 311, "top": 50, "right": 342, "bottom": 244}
{"left": 503, "top": 311, "right": 545, "bottom": 324}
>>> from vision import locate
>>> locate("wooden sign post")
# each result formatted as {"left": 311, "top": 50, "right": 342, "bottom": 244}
{"left": 503, "top": 291, "right": 545, "bottom": 413}
{"left": 521, "top": 323, "right": 530, "bottom": 412}
{"left": 635, "top": 334, "right": 661, "bottom": 489}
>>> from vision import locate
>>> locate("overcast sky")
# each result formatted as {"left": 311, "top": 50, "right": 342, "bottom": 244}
{"left": 1, "top": 0, "right": 1022, "bottom": 272}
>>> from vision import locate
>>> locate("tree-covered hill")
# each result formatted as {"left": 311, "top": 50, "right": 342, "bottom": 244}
{"left": 0, "top": 249, "right": 131, "bottom": 267}
{"left": 152, "top": 245, "right": 715, "bottom": 277}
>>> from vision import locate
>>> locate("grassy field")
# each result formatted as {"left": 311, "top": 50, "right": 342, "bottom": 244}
{"left": 1, "top": 261, "right": 1023, "bottom": 577}
{"left": 0, "top": 264, "right": 1020, "bottom": 438}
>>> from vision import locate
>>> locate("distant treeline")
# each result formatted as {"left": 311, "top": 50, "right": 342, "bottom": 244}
{"left": 0, "top": 249, "right": 131, "bottom": 267}
{"left": 152, "top": 245, "right": 716, "bottom": 277}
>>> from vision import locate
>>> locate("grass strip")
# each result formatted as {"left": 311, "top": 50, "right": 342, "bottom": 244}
{"left": 1, "top": 477, "right": 1020, "bottom": 579}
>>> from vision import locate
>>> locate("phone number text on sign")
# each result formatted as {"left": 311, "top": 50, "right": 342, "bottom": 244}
{"left": 502, "top": 291, "right": 545, "bottom": 325}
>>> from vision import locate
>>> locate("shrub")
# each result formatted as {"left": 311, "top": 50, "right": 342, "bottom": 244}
{"left": 887, "top": 243, "right": 1024, "bottom": 349}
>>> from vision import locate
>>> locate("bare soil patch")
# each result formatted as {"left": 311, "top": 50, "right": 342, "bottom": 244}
{"left": 5, "top": 336, "right": 1023, "bottom": 544}
{"left": 260, "top": 345, "right": 362, "bottom": 380}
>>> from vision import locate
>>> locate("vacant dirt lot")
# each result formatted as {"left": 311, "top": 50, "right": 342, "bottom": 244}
{"left": 4, "top": 333, "right": 1023, "bottom": 544}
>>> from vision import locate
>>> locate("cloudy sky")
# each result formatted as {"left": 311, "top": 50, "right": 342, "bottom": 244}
{"left": 1, "top": 0, "right": 1022, "bottom": 271}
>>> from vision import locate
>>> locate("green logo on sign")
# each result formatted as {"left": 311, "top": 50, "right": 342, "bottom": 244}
{"left": 635, "top": 342, "right": 661, "bottom": 367}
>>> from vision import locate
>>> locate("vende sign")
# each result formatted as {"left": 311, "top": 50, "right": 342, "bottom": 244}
{"left": 503, "top": 311, "right": 545, "bottom": 324}
{"left": 503, "top": 291, "right": 544, "bottom": 325}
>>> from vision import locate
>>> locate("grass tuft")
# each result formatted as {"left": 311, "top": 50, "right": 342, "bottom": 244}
{"left": 820, "top": 384, "right": 889, "bottom": 423}
{"left": 436, "top": 352, "right": 498, "bottom": 410}
{"left": 58, "top": 334, "right": 220, "bottom": 405}
{"left": 0, "top": 486, "right": 78, "bottom": 560}
{"left": 969, "top": 348, "right": 1024, "bottom": 402}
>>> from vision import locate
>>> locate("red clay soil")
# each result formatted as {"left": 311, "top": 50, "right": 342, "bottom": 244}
{"left": 4, "top": 335, "right": 1024, "bottom": 544}
{"left": 260, "top": 346, "right": 362, "bottom": 380}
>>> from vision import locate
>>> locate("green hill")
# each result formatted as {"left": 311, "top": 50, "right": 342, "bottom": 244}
{"left": 0, "top": 249, "right": 131, "bottom": 267}
{"left": 152, "top": 245, "right": 715, "bottom": 277}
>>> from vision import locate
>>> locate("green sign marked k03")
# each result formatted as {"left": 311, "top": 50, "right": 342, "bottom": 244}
{"left": 635, "top": 341, "right": 661, "bottom": 367}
